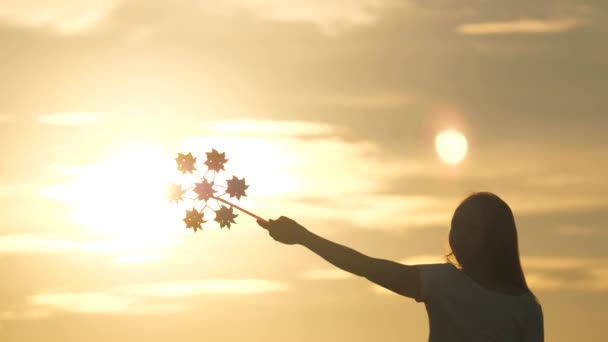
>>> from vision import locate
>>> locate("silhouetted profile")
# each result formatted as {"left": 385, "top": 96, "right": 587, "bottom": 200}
{"left": 258, "top": 192, "right": 544, "bottom": 341}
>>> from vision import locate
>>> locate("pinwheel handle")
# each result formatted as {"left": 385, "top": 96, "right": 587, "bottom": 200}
{"left": 214, "top": 196, "right": 268, "bottom": 224}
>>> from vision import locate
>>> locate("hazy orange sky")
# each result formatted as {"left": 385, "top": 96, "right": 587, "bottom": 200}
{"left": 1, "top": 1, "right": 607, "bottom": 341}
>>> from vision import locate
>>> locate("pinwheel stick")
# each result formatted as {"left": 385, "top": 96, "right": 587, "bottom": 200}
{"left": 214, "top": 196, "right": 267, "bottom": 224}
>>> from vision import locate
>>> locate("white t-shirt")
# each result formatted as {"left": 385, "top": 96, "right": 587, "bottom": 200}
{"left": 415, "top": 263, "right": 544, "bottom": 342}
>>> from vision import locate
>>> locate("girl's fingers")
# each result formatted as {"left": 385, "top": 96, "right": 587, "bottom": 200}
{"left": 257, "top": 219, "right": 270, "bottom": 230}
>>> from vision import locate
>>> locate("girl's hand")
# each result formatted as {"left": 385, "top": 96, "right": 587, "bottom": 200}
{"left": 257, "top": 216, "right": 309, "bottom": 245}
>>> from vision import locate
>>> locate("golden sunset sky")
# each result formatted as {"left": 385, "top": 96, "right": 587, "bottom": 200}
{"left": 0, "top": 1, "right": 607, "bottom": 341}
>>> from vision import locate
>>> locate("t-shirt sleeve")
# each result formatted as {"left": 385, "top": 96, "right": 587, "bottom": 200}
{"left": 414, "top": 263, "right": 453, "bottom": 303}
{"left": 522, "top": 300, "right": 544, "bottom": 342}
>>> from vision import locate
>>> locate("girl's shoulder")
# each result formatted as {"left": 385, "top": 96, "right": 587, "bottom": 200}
{"left": 416, "top": 262, "right": 538, "bottom": 302}
{"left": 414, "top": 263, "right": 459, "bottom": 302}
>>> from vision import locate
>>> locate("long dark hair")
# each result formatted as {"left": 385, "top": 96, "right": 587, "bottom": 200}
{"left": 446, "top": 192, "right": 530, "bottom": 292}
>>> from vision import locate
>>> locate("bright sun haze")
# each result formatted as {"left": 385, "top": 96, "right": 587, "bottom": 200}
{"left": 0, "top": 1, "right": 606, "bottom": 342}
{"left": 40, "top": 143, "right": 185, "bottom": 249}
{"left": 435, "top": 129, "right": 468, "bottom": 165}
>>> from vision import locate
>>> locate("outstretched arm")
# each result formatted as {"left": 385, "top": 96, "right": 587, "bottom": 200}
{"left": 258, "top": 216, "right": 420, "bottom": 299}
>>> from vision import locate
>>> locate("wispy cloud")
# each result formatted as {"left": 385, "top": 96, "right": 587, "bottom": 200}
{"left": 506, "top": 193, "right": 608, "bottom": 215}
{"left": 300, "top": 268, "right": 352, "bottom": 280}
{"left": 205, "top": 119, "right": 337, "bottom": 137}
{"left": 523, "top": 256, "right": 608, "bottom": 292}
{"left": 260, "top": 195, "right": 452, "bottom": 230}
{"left": 523, "top": 256, "right": 605, "bottom": 271}
{"left": 49, "top": 164, "right": 93, "bottom": 177}
{"left": 184, "top": 122, "right": 446, "bottom": 230}
{"left": 0, "top": 0, "right": 121, "bottom": 35}
{"left": 122, "top": 279, "right": 290, "bottom": 297}
{"left": 555, "top": 225, "right": 606, "bottom": 237}
{"left": 202, "top": 121, "right": 601, "bottom": 232}
{"left": 0, "top": 309, "right": 51, "bottom": 321}
{"left": 0, "top": 234, "right": 104, "bottom": 254}
{"left": 298, "top": 92, "right": 418, "bottom": 110}
{"left": 29, "top": 292, "right": 185, "bottom": 315}
{"left": 0, "top": 184, "right": 25, "bottom": 197}
{"left": 38, "top": 113, "right": 102, "bottom": 125}
{"left": 458, "top": 18, "right": 580, "bottom": 35}
{"left": 0, "top": 234, "right": 173, "bottom": 256}
{"left": 30, "top": 292, "right": 134, "bottom": 314}
{"left": 112, "top": 253, "right": 167, "bottom": 265}
{"left": 0, "top": 114, "right": 15, "bottom": 124}
{"left": 210, "top": 0, "right": 397, "bottom": 34}
{"left": 38, "top": 118, "right": 608, "bottom": 240}
{"left": 26, "top": 279, "right": 288, "bottom": 316}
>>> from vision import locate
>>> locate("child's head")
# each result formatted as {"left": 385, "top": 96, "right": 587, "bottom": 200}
{"left": 448, "top": 192, "right": 529, "bottom": 290}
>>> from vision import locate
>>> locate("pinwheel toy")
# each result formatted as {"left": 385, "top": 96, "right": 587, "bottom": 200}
{"left": 167, "top": 149, "right": 266, "bottom": 233}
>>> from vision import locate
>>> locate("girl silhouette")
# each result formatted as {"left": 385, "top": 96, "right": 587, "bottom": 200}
{"left": 257, "top": 192, "right": 544, "bottom": 341}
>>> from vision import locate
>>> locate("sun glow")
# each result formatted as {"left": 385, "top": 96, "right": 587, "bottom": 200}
{"left": 435, "top": 129, "right": 468, "bottom": 165}
{"left": 182, "top": 135, "right": 298, "bottom": 199}
{"left": 41, "top": 143, "right": 185, "bottom": 250}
